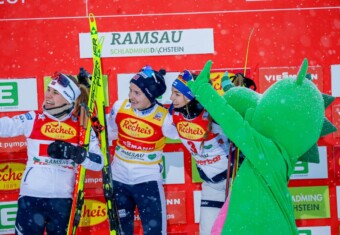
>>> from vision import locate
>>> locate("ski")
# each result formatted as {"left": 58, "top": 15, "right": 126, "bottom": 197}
{"left": 88, "top": 13, "right": 122, "bottom": 235}
{"left": 66, "top": 108, "right": 89, "bottom": 235}
{"left": 66, "top": 17, "right": 103, "bottom": 235}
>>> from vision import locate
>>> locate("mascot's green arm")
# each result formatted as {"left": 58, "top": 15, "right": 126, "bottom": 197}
{"left": 189, "top": 60, "right": 255, "bottom": 156}
{"left": 188, "top": 60, "right": 298, "bottom": 234}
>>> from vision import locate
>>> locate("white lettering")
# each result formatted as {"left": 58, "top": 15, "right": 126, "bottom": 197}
{"left": 291, "top": 193, "right": 323, "bottom": 202}
{"left": 265, "top": 72, "right": 318, "bottom": 82}
{"left": 0, "top": 0, "right": 25, "bottom": 4}
{"left": 166, "top": 198, "right": 181, "bottom": 205}
{"left": 3, "top": 141, "right": 27, "bottom": 148}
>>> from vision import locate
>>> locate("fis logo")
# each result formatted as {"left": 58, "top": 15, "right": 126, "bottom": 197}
{"left": 0, "top": 82, "right": 18, "bottom": 106}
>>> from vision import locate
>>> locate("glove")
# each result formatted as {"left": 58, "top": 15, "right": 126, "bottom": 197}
{"left": 47, "top": 140, "right": 87, "bottom": 164}
{"left": 221, "top": 71, "right": 234, "bottom": 92}
{"left": 77, "top": 67, "right": 91, "bottom": 88}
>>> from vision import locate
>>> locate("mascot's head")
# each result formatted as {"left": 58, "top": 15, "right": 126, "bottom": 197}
{"left": 223, "top": 58, "right": 336, "bottom": 164}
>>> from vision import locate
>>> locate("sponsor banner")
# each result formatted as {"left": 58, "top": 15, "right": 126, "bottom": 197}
{"left": 332, "top": 103, "right": 340, "bottom": 138}
{"left": 209, "top": 69, "right": 252, "bottom": 95}
{"left": 335, "top": 146, "right": 340, "bottom": 179}
{"left": 163, "top": 152, "right": 185, "bottom": 185}
{"left": 0, "top": 79, "right": 38, "bottom": 112}
{"left": 84, "top": 170, "right": 103, "bottom": 190}
{"left": 195, "top": 187, "right": 332, "bottom": 224}
{"left": 79, "top": 29, "right": 214, "bottom": 58}
{"left": 0, "top": 162, "right": 25, "bottom": 192}
{"left": 79, "top": 199, "right": 107, "bottom": 227}
{"left": 0, "top": 201, "right": 17, "bottom": 235}
{"left": 0, "top": 136, "right": 27, "bottom": 153}
{"left": 290, "top": 186, "right": 330, "bottom": 219}
{"left": 331, "top": 64, "right": 340, "bottom": 97}
{"left": 297, "top": 226, "right": 331, "bottom": 235}
{"left": 290, "top": 146, "right": 328, "bottom": 180}
{"left": 165, "top": 191, "right": 187, "bottom": 224}
{"left": 193, "top": 191, "right": 201, "bottom": 223}
{"left": 258, "top": 66, "right": 323, "bottom": 93}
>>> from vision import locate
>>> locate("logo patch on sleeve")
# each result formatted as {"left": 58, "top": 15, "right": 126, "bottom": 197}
{"left": 25, "top": 112, "right": 33, "bottom": 120}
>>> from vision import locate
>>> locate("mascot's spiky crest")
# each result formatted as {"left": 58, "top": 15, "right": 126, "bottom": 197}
{"left": 294, "top": 59, "right": 336, "bottom": 163}
{"left": 188, "top": 58, "right": 337, "bottom": 235}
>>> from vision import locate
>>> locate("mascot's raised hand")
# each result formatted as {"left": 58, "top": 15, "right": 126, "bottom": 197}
{"left": 187, "top": 60, "right": 212, "bottom": 95}
{"left": 188, "top": 58, "right": 337, "bottom": 235}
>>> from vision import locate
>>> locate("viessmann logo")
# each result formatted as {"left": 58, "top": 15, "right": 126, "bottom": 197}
{"left": 178, "top": 122, "right": 205, "bottom": 140}
{"left": 41, "top": 122, "right": 76, "bottom": 140}
{"left": 79, "top": 199, "right": 107, "bottom": 227}
{"left": 120, "top": 118, "right": 154, "bottom": 138}
{"left": 0, "top": 162, "right": 25, "bottom": 191}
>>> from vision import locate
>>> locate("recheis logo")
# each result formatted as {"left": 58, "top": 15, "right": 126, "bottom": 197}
{"left": 79, "top": 199, "right": 107, "bottom": 227}
{"left": 41, "top": 122, "right": 76, "bottom": 140}
{"left": 120, "top": 118, "right": 154, "bottom": 138}
{"left": 0, "top": 162, "right": 25, "bottom": 191}
{"left": 177, "top": 121, "right": 205, "bottom": 140}
{"left": 0, "top": 82, "right": 18, "bottom": 106}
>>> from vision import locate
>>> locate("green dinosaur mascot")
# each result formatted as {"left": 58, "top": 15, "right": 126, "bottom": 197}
{"left": 187, "top": 59, "right": 337, "bottom": 235}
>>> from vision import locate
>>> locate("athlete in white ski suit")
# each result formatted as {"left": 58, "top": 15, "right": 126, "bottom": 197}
{"left": 0, "top": 73, "right": 103, "bottom": 235}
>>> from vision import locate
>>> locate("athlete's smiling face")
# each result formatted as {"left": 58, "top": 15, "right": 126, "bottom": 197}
{"left": 170, "top": 87, "right": 190, "bottom": 108}
{"left": 44, "top": 86, "right": 69, "bottom": 109}
{"left": 129, "top": 83, "right": 152, "bottom": 110}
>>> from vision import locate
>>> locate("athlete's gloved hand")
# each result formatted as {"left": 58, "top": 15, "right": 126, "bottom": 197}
{"left": 47, "top": 140, "right": 87, "bottom": 164}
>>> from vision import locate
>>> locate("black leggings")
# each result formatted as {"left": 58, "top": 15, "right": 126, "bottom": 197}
{"left": 15, "top": 196, "right": 72, "bottom": 235}
{"left": 112, "top": 180, "right": 167, "bottom": 235}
